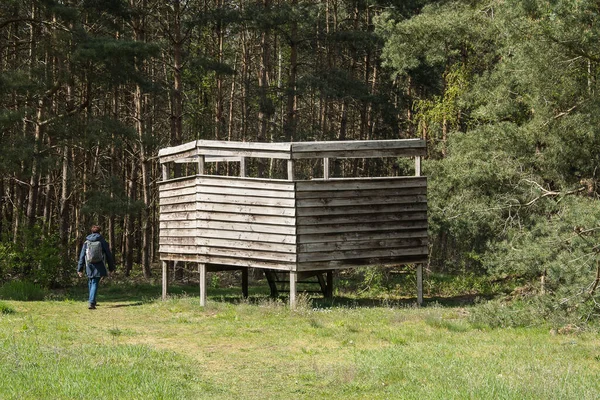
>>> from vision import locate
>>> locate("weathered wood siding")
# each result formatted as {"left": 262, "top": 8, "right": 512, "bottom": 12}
{"left": 160, "top": 176, "right": 427, "bottom": 271}
{"left": 195, "top": 176, "right": 297, "bottom": 270}
{"left": 159, "top": 176, "right": 297, "bottom": 269}
{"left": 295, "top": 177, "right": 428, "bottom": 270}
{"left": 159, "top": 176, "right": 200, "bottom": 262}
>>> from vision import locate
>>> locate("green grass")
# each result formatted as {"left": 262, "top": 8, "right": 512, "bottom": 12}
{"left": 0, "top": 280, "right": 46, "bottom": 301}
{"left": 1, "top": 283, "right": 599, "bottom": 399}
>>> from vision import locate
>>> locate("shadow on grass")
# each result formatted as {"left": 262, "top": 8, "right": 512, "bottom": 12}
{"left": 55, "top": 281, "right": 494, "bottom": 309}
{"left": 107, "top": 302, "right": 144, "bottom": 308}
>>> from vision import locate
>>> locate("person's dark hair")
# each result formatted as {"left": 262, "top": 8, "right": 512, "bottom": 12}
{"left": 91, "top": 225, "right": 101, "bottom": 233}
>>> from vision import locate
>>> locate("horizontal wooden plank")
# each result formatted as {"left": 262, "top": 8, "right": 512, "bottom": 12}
{"left": 196, "top": 140, "right": 292, "bottom": 152}
{"left": 159, "top": 245, "right": 198, "bottom": 254}
{"left": 198, "top": 176, "right": 295, "bottom": 192}
{"left": 297, "top": 211, "right": 427, "bottom": 225}
{"left": 198, "top": 246, "right": 297, "bottom": 262}
{"left": 159, "top": 253, "right": 201, "bottom": 262}
{"left": 297, "top": 229, "right": 428, "bottom": 244}
{"left": 195, "top": 255, "right": 294, "bottom": 271}
{"left": 296, "top": 255, "right": 428, "bottom": 271}
{"left": 196, "top": 228, "right": 296, "bottom": 244}
{"left": 291, "top": 148, "right": 426, "bottom": 159}
{"left": 158, "top": 140, "right": 199, "bottom": 157}
{"left": 160, "top": 148, "right": 199, "bottom": 163}
{"left": 298, "top": 238, "right": 427, "bottom": 253}
{"left": 296, "top": 193, "right": 426, "bottom": 208}
{"left": 198, "top": 238, "right": 296, "bottom": 253}
{"left": 197, "top": 211, "right": 296, "bottom": 226}
{"left": 291, "top": 139, "right": 425, "bottom": 153}
{"left": 199, "top": 193, "right": 296, "bottom": 208}
{"left": 160, "top": 203, "right": 197, "bottom": 213}
{"left": 159, "top": 186, "right": 197, "bottom": 198}
{"left": 295, "top": 185, "right": 426, "bottom": 200}
{"left": 198, "top": 202, "right": 296, "bottom": 217}
{"left": 159, "top": 211, "right": 196, "bottom": 221}
{"left": 160, "top": 237, "right": 196, "bottom": 246}
{"left": 297, "top": 246, "right": 428, "bottom": 263}
{"left": 160, "top": 194, "right": 197, "bottom": 206}
{"left": 297, "top": 220, "right": 427, "bottom": 235}
{"left": 296, "top": 177, "right": 427, "bottom": 192}
{"left": 160, "top": 228, "right": 198, "bottom": 237}
{"left": 174, "top": 155, "right": 243, "bottom": 163}
{"left": 195, "top": 148, "right": 292, "bottom": 160}
{"left": 159, "top": 177, "right": 197, "bottom": 190}
{"left": 297, "top": 203, "right": 427, "bottom": 217}
{"left": 197, "top": 220, "right": 296, "bottom": 234}
{"left": 160, "top": 220, "right": 197, "bottom": 229}
{"left": 197, "top": 185, "right": 296, "bottom": 199}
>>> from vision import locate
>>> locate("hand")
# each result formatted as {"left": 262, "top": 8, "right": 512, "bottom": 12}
{"left": 77, "top": 272, "right": 83, "bottom": 278}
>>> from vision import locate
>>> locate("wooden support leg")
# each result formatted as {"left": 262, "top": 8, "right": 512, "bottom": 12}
{"left": 289, "top": 271, "right": 297, "bottom": 309}
{"left": 416, "top": 263, "right": 423, "bottom": 306}
{"left": 199, "top": 263, "right": 206, "bottom": 307}
{"left": 265, "top": 270, "right": 279, "bottom": 298}
{"left": 326, "top": 270, "right": 333, "bottom": 299}
{"left": 162, "top": 261, "right": 168, "bottom": 300}
{"left": 242, "top": 268, "right": 249, "bottom": 298}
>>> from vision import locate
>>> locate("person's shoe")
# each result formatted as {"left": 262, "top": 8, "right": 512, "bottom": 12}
{"left": 88, "top": 304, "right": 96, "bottom": 310}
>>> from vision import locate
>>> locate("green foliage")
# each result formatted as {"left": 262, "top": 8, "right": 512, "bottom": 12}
{"left": 0, "top": 226, "right": 70, "bottom": 288}
{"left": 379, "top": 0, "right": 600, "bottom": 323}
{"left": 0, "top": 301, "right": 15, "bottom": 314}
{"left": 0, "top": 280, "right": 46, "bottom": 301}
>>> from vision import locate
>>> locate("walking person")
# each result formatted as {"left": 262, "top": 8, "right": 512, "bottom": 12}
{"left": 77, "top": 225, "right": 116, "bottom": 309}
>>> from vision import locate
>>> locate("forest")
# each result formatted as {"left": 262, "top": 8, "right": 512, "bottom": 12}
{"left": 1, "top": 0, "right": 599, "bottom": 324}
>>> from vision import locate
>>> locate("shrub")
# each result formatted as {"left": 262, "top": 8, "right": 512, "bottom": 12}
{"left": 0, "top": 225, "right": 71, "bottom": 288}
{"left": 0, "top": 301, "right": 15, "bottom": 314}
{"left": 0, "top": 280, "right": 46, "bottom": 301}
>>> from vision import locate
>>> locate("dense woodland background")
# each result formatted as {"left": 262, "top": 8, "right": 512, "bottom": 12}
{"left": 1, "top": 0, "right": 599, "bottom": 320}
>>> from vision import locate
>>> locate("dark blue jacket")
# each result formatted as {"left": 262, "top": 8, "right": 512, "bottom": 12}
{"left": 77, "top": 233, "right": 116, "bottom": 277}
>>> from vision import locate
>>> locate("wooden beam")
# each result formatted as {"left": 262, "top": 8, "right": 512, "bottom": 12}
{"left": 287, "top": 160, "right": 294, "bottom": 181}
{"left": 289, "top": 271, "right": 297, "bottom": 308}
{"left": 323, "top": 157, "right": 330, "bottom": 180}
{"left": 198, "top": 155, "right": 205, "bottom": 175}
{"left": 162, "top": 261, "right": 168, "bottom": 300}
{"left": 240, "top": 157, "right": 246, "bottom": 177}
{"left": 242, "top": 268, "right": 249, "bottom": 298}
{"left": 416, "top": 263, "right": 423, "bottom": 306}
{"left": 326, "top": 271, "right": 333, "bottom": 298}
{"left": 199, "top": 263, "right": 206, "bottom": 306}
{"left": 415, "top": 156, "right": 421, "bottom": 177}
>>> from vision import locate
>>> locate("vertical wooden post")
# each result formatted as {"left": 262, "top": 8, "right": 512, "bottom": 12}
{"left": 415, "top": 155, "right": 421, "bottom": 177}
{"left": 289, "top": 271, "right": 297, "bottom": 308}
{"left": 199, "top": 263, "right": 206, "bottom": 306}
{"left": 416, "top": 263, "right": 423, "bottom": 306}
{"left": 240, "top": 157, "right": 246, "bottom": 177}
{"left": 161, "top": 163, "right": 168, "bottom": 181}
{"left": 162, "top": 261, "right": 168, "bottom": 300}
{"left": 323, "top": 157, "right": 330, "bottom": 180}
{"left": 197, "top": 155, "right": 205, "bottom": 175}
{"left": 326, "top": 270, "right": 333, "bottom": 298}
{"left": 242, "top": 268, "right": 249, "bottom": 298}
{"left": 287, "top": 160, "right": 294, "bottom": 181}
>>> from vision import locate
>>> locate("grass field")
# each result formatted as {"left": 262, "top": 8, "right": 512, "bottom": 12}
{"left": 1, "top": 282, "right": 599, "bottom": 399}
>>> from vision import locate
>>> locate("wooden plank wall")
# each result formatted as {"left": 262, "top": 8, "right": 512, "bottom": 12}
{"left": 295, "top": 177, "right": 428, "bottom": 270}
{"left": 160, "top": 175, "right": 427, "bottom": 271}
{"left": 159, "top": 175, "right": 298, "bottom": 269}
{"left": 159, "top": 176, "right": 200, "bottom": 262}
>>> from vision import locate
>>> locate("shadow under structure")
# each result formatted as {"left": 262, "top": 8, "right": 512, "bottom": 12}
{"left": 158, "top": 139, "right": 428, "bottom": 307}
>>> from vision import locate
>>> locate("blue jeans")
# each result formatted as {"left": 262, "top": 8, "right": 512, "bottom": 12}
{"left": 88, "top": 277, "right": 101, "bottom": 305}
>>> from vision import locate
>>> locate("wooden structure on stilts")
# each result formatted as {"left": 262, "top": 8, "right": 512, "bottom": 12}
{"left": 158, "top": 139, "right": 427, "bottom": 307}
